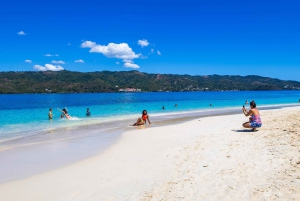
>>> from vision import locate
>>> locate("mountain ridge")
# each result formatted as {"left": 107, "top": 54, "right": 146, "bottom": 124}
{"left": 0, "top": 70, "right": 299, "bottom": 93}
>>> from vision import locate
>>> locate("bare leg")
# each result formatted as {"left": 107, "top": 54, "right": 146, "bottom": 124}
{"left": 132, "top": 118, "right": 144, "bottom": 126}
{"left": 242, "top": 122, "right": 251, "bottom": 128}
{"left": 242, "top": 122, "right": 257, "bottom": 131}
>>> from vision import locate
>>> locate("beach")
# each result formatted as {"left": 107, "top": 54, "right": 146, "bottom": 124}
{"left": 0, "top": 106, "right": 300, "bottom": 200}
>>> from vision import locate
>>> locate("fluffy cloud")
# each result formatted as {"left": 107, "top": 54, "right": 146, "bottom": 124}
{"left": 18, "top": 31, "right": 26, "bottom": 35}
{"left": 81, "top": 40, "right": 143, "bottom": 69}
{"left": 157, "top": 50, "right": 161, "bottom": 55}
{"left": 25, "top": 60, "right": 32, "bottom": 63}
{"left": 124, "top": 62, "right": 139, "bottom": 69}
{"left": 34, "top": 64, "right": 64, "bottom": 71}
{"left": 151, "top": 48, "right": 154, "bottom": 53}
{"left": 137, "top": 39, "right": 149, "bottom": 47}
{"left": 75, "top": 59, "right": 84, "bottom": 63}
{"left": 81, "top": 41, "right": 140, "bottom": 60}
{"left": 51, "top": 60, "right": 65, "bottom": 64}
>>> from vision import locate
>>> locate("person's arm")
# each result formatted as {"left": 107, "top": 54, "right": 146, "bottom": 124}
{"left": 242, "top": 108, "right": 252, "bottom": 117}
{"left": 147, "top": 115, "right": 152, "bottom": 124}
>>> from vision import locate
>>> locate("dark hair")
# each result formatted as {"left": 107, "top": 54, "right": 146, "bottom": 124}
{"left": 250, "top": 100, "right": 256, "bottom": 108}
{"left": 142, "top": 110, "right": 147, "bottom": 115}
{"left": 49, "top": 108, "right": 52, "bottom": 111}
{"left": 87, "top": 108, "right": 89, "bottom": 110}
{"left": 63, "top": 108, "right": 68, "bottom": 113}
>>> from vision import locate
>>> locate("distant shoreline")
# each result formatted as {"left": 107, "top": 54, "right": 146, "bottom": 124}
{"left": 1, "top": 89, "right": 300, "bottom": 95}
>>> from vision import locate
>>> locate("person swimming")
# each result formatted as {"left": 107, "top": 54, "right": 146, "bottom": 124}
{"left": 57, "top": 108, "right": 71, "bottom": 119}
{"left": 86, "top": 108, "right": 91, "bottom": 116}
{"left": 132, "top": 110, "right": 151, "bottom": 126}
{"left": 242, "top": 100, "right": 262, "bottom": 131}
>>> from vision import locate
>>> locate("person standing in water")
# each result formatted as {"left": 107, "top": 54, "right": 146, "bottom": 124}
{"left": 245, "top": 100, "right": 248, "bottom": 105}
{"left": 48, "top": 108, "right": 53, "bottom": 120}
{"left": 86, "top": 108, "right": 91, "bottom": 117}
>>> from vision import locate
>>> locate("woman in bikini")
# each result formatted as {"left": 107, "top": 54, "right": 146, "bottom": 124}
{"left": 242, "top": 100, "right": 262, "bottom": 131}
{"left": 57, "top": 108, "right": 71, "bottom": 119}
{"left": 132, "top": 110, "right": 151, "bottom": 126}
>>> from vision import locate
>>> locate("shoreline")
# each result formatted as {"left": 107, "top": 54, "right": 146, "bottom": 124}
{"left": 1, "top": 102, "right": 300, "bottom": 143}
{"left": 0, "top": 106, "right": 299, "bottom": 200}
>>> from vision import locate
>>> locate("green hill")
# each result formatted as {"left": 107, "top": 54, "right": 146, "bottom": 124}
{"left": 0, "top": 70, "right": 299, "bottom": 93}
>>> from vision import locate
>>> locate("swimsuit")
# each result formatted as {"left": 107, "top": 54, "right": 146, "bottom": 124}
{"left": 141, "top": 115, "right": 147, "bottom": 123}
{"left": 250, "top": 115, "right": 262, "bottom": 128}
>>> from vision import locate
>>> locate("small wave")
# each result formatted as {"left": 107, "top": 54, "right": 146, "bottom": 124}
{"left": 69, "top": 117, "right": 81, "bottom": 121}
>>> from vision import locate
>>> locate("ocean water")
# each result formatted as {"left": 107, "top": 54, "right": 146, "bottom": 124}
{"left": 0, "top": 91, "right": 300, "bottom": 142}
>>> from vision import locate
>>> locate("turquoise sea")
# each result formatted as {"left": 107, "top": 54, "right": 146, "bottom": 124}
{"left": 0, "top": 91, "right": 300, "bottom": 142}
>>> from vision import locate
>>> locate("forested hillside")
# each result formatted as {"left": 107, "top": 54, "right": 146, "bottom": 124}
{"left": 0, "top": 70, "right": 299, "bottom": 93}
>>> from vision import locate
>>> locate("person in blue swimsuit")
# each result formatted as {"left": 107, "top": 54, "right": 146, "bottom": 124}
{"left": 242, "top": 100, "right": 262, "bottom": 131}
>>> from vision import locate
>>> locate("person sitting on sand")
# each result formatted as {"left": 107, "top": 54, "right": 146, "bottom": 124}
{"left": 132, "top": 110, "right": 151, "bottom": 126}
{"left": 242, "top": 100, "right": 262, "bottom": 131}
{"left": 57, "top": 108, "right": 71, "bottom": 119}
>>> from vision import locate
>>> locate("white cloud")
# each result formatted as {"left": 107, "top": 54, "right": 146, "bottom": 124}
{"left": 124, "top": 62, "right": 139, "bottom": 69}
{"left": 151, "top": 48, "right": 154, "bottom": 53}
{"left": 34, "top": 64, "right": 64, "bottom": 71}
{"left": 68, "top": 43, "right": 71, "bottom": 46}
{"left": 81, "top": 41, "right": 140, "bottom": 60}
{"left": 116, "top": 62, "right": 120, "bottom": 64}
{"left": 17, "top": 31, "right": 26, "bottom": 35}
{"left": 157, "top": 50, "right": 161, "bottom": 55}
{"left": 44, "top": 54, "right": 59, "bottom": 57}
{"left": 51, "top": 60, "right": 65, "bottom": 64}
{"left": 137, "top": 39, "right": 149, "bottom": 47}
{"left": 25, "top": 60, "right": 32, "bottom": 63}
{"left": 75, "top": 59, "right": 84, "bottom": 63}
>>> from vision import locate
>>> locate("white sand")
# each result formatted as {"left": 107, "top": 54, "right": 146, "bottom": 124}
{"left": 1, "top": 107, "right": 300, "bottom": 200}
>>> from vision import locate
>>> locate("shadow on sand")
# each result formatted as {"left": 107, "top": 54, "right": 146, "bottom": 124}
{"left": 232, "top": 129, "right": 259, "bottom": 132}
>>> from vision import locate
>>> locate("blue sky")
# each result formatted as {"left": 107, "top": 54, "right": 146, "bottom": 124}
{"left": 1, "top": 0, "right": 300, "bottom": 81}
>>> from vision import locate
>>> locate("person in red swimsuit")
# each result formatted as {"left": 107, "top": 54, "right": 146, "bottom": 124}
{"left": 132, "top": 110, "right": 151, "bottom": 126}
